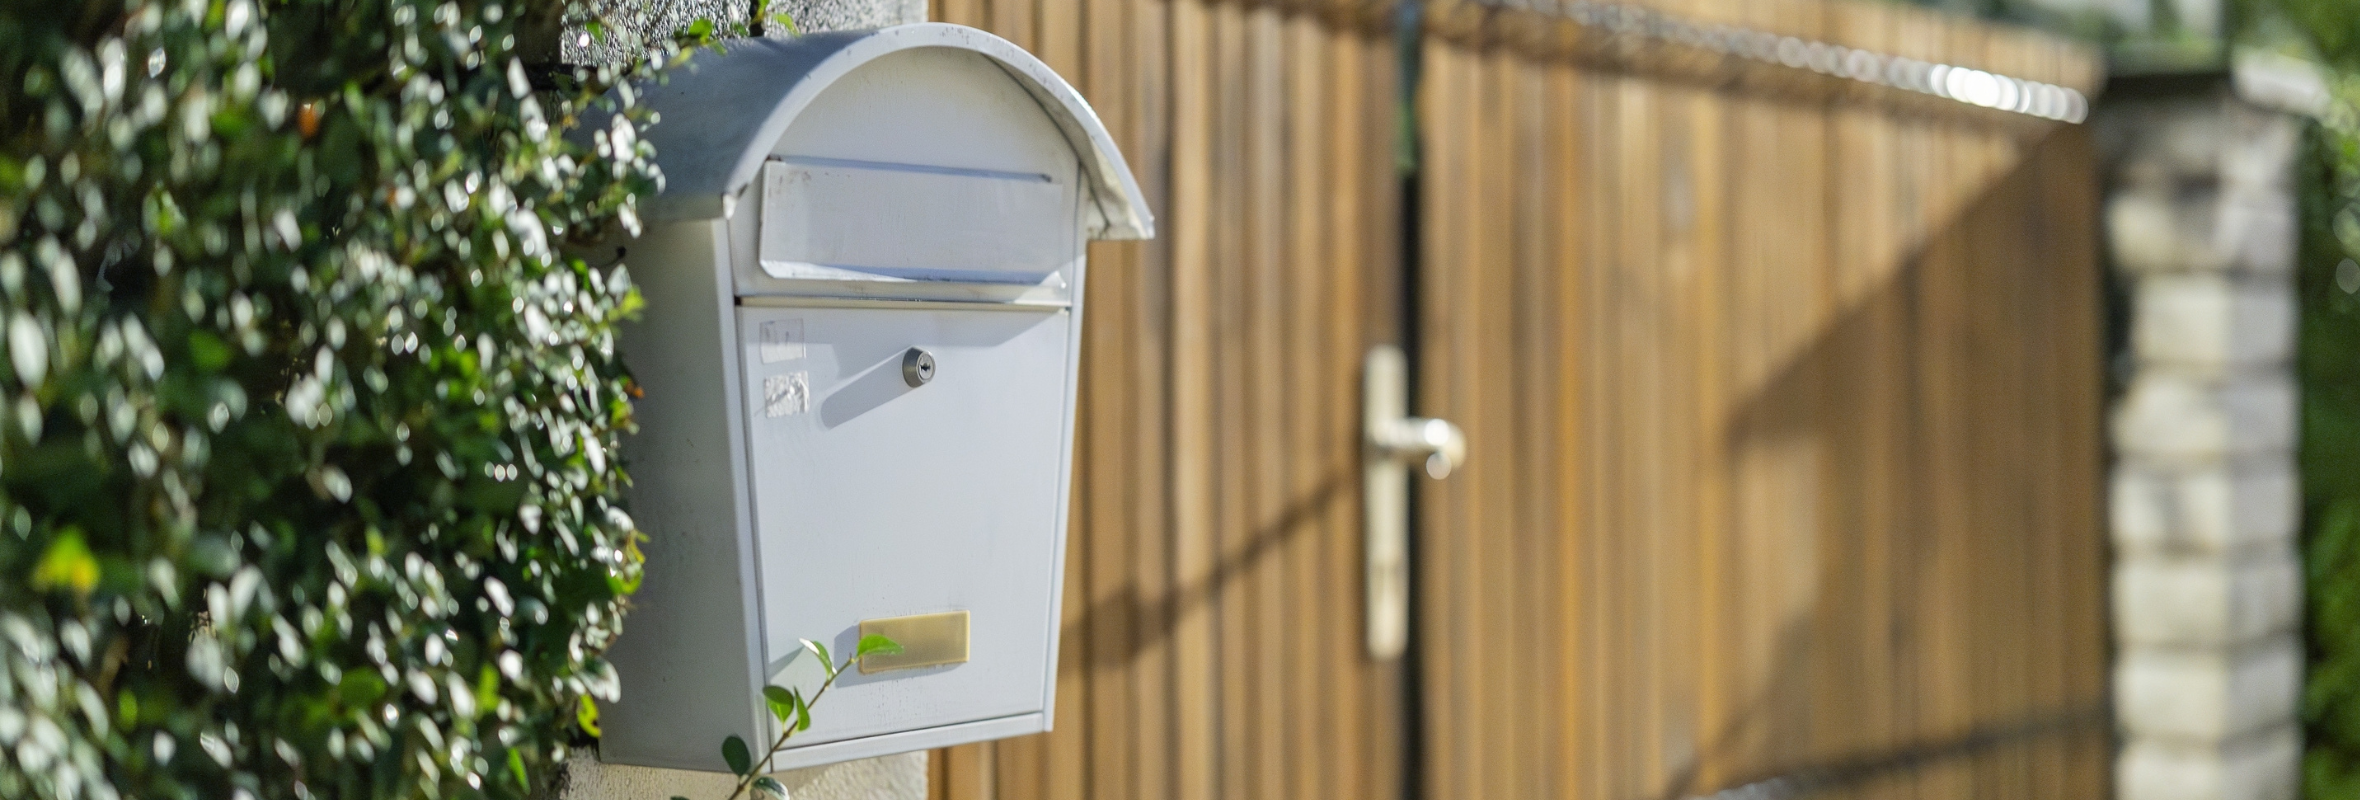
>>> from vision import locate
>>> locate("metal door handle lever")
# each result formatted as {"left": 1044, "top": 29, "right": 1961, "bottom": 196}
{"left": 1370, "top": 415, "right": 1467, "bottom": 480}
{"left": 1362, "top": 345, "right": 1464, "bottom": 661}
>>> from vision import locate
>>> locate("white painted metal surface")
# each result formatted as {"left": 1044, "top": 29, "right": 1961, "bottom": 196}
{"left": 754, "top": 160, "right": 1076, "bottom": 297}
{"left": 737, "top": 305, "right": 1070, "bottom": 746}
{"left": 614, "top": 24, "right": 1151, "bottom": 238}
{"left": 598, "top": 24, "right": 1147, "bottom": 773}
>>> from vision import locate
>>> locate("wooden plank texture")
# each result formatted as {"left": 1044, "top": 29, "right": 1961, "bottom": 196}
{"left": 931, "top": 0, "right": 1404, "bottom": 798}
{"left": 924, "top": 0, "right": 2107, "bottom": 798}
{"left": 1413, "top": 2, "right": 2109, "bottom": 799}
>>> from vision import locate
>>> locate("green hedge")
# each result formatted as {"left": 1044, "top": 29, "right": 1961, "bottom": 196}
{"left": 0, "top": 0, "right": 673, "bottom": 797}
{"left": 2254, "top": 3, "right": 2360, "bottom": 798}
{"left": 2298, "top": 104, "right": 2360, "bottom": 800}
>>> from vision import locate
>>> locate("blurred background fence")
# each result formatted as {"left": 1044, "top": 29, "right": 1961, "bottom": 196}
{"left": 1415, "top": 3, "right": 2108, "bottom": 798}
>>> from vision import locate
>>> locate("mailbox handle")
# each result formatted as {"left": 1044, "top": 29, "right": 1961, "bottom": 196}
{"left": 1362, "top": 345, "right": 1465, "bottom": 662}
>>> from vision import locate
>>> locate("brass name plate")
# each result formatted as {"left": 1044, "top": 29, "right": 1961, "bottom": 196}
{"left": 858, "top": 611, "right": 970, "bottom": 674}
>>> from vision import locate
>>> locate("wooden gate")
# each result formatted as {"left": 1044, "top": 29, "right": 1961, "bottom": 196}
{"left": 1414, "top": 1, "right": 2110, "bottom": 798}
{"left": 925, "top": 0, "right": 2111, "bottom": 798}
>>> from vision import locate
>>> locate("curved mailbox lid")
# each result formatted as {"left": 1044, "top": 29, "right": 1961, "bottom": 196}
{"left": 626, "top": 23, "right": 1153, "bottom": 241}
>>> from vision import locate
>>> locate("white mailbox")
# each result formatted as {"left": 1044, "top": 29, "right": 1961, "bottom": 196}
{"left": 598, "top": 24, "right": 1151, "bottom": 772}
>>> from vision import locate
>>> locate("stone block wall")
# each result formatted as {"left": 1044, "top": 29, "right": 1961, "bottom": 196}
{"left": 2101, "top": 83, "right": 2305, "bottom": 800}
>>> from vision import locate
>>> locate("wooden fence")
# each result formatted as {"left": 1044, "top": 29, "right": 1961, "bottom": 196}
{"left": 923, "top": 0, "right": 2109, "bottom": 798}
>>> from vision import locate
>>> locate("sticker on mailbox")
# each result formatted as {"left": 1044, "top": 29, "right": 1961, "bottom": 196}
{"left": 763, "top": 372, "right": 810, "bottom": 418}
{"left": 759, "top": 319, "right": 807, "bottom": 363}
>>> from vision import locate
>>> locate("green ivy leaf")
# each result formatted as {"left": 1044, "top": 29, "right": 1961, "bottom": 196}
{"left": 185, "top": 330, "right": 232, "bottom": 371}
{"left": 800, "top": 638, "right": 834, "bottom": 677}
{"left": 338, "top": 670, "right": 389, "bottom": 706}
{"left": 793, "top": 687, "right": 812, "bottom": 732}
{"left": 856, "top": 634, "right": 903, "bottom": 659}
{"left": 762, "top": 685, "right": 796, "bottom": 724}
{"left": 577, "top": 695, "right": 603, "bottom": 738}
{"left": 753, "top": 776, "right": 790, "bottom": 799}
{"left": 722, "top": 734, "right": 753, "bottom": 776}
{"left": 29, "top": 530, "right": 99, "bottom": 596}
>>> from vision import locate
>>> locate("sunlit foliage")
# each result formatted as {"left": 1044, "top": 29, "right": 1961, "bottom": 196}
{"left": 2255, "top": 0, "right": 2360, "bottom": 72}
{"left": 2296, "top": 115, "right": 2360, "bottom": 800}
{"left": 2233, "top": 0, "right": 2360, "bottom": 797}
{"left": 0, "top": 0, "right": 679, "bottom": 796}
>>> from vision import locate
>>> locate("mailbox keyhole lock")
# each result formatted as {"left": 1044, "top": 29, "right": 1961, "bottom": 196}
{"left": 902, "top": 347, "right": 937, "bottom": 388}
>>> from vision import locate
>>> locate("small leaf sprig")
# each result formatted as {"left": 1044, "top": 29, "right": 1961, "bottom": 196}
{"left": 672, "top": 634, "right": 903, "bottom": 800}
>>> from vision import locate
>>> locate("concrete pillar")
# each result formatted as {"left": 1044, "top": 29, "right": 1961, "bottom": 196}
{"left": 558, "top": 751, "right": 927, "bottom": 800}
{"left": 2099, "top": 75, "right": 2306, "bottom": 800}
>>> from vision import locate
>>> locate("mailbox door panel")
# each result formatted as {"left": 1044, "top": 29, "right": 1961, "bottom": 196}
{"left": 736, "top": 305, "right": 1071, "bottom": 748}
